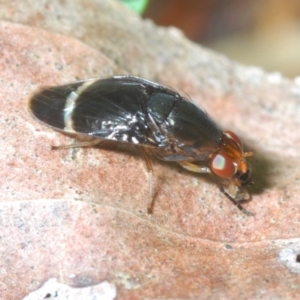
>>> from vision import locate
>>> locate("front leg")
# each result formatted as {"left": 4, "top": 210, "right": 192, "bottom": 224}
{"left": 179, "top": 161, "right": 253, "bottom": 216}
{"left": 179, "top": 161, "right": 211, "bottom": 174}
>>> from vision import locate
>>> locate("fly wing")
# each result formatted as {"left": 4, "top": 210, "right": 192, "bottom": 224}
{"left": 28, "top": 77, "right": 158, "bottom": 145}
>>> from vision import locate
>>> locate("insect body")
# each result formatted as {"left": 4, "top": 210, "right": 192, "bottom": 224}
{"left": 28, "top": 76, "right": 253, "bottom": 214}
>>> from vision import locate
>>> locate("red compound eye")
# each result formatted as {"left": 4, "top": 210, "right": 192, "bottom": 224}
{"left": 224, "top": 130, "right": 243, "bottom": 149}
{"left": 211, "top": 153, "right": 236, "bottom": 178}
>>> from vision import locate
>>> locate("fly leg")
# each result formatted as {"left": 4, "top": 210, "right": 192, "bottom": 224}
{"left": 224, "top": 194, "right": 253, "bottom": 216}
{"left": 51, "top": 139, "right": 102, "bottom": 150}
{"left": 179, "top": 161, "right": 211, "bottom": 174}
{"left": 140, "top": 147, "right": 154, "bottom": 214}
{"left": 179, "top": 161, "right": 253, "bottom": 216}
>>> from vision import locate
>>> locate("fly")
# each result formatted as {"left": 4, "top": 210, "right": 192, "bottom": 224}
{"left": 27, "top": 76, "right": 253, "bottom": 215}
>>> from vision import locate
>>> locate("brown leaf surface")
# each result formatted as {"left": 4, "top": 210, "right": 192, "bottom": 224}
{"left": 0, "top": 1, "right": 300, "bottom": 299}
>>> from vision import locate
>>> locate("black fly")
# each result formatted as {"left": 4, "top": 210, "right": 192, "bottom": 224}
{"left": 28, "top": 76, "right": 253, "bottom": 215}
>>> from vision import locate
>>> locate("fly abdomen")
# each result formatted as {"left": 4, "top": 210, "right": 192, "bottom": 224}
{"left": 28, "top": 81, "right": 86, "bottom": 131}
